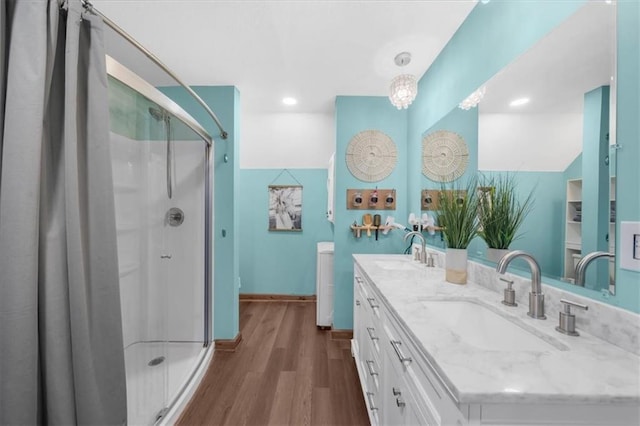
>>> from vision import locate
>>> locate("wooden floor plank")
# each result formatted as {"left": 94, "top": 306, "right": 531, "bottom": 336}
{"left": 273, "top": 303, "right": 297, "bottom": 349}
{"left": 246, "top": 303, "right": 288, "bottom": 373}
{"left": 288, "top": 356, "right": 314, "bottom": 426}
{"left": 299, "top": 301, "right": 318, "bottom": 359}
{"left": 326, "top": 336, "right": 345, "bottom": 360}
{"left": 310, "top": 387, "right": 333, "bottom": 426}
{"left": 267, "top": 371, "right": 297, "bottom": 426}
{"left": 312, "top": 330, "right": 329, "bottom": 388}
{"left": 328, "top": 358, "right": 356, "bottom": 425}
{"left": 177, "top": 301, "right": 368, "bottom": 426}
{"left": 280, "top": 304, "right": 307, "bottom": 371}
{"left": 246, "top": 348, "right": 286, "bottom": 425}
{"left": 223, "top": 371, "right": 262, "bottom": 426}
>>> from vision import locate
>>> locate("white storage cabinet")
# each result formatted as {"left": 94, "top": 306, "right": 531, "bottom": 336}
{"left": 316, "top": 242, "right": 334, "bottom": 328}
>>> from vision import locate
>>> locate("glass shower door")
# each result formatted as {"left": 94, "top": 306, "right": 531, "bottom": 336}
{"left": 109, "top": 88, "right": 170, "bottom": 424}
{"left": 158, "top": 111, "right": 207, "bottom": 415}
{"left": 108, "top": 71, "right": 209, "bottom": 425}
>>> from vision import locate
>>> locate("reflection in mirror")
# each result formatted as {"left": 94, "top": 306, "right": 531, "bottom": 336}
{"left": 421, "top": 1, "right": 616, "bottom": 295}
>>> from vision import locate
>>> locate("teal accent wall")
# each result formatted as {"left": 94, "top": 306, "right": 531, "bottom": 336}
{"left": 160, "top": 86, "right": 241, "bottom": 340}
{"left": 334, "top": 97, "right": 408, "bottom": 330}
{"left": 582, "top": 86, "right": 610, "bottom": 289}
{"left": 614, "top": 0, "right": 640, "bottom": 310}
{"left": 238, "top": 169, "right": 334, "bottom": 295}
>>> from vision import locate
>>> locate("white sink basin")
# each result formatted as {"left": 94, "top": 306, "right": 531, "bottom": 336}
{"left": 421, "top": 299, "right": 566, "bottom": 352}
{"left": 375, "top": 260, "right": 418, "bottom": 271}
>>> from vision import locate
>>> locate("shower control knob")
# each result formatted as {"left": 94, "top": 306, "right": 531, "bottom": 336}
{"left": 167, "top": 207, "right": 185, "bottom": 226}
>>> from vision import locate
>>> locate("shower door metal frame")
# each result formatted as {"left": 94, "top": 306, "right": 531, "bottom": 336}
{"left": 106, "top": 56, "right": 214, "bottom": 413}
{"left": 106, "top": 56, "right": 213, "bottom": 147}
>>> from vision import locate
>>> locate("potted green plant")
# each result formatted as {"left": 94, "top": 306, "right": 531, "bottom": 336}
{"left": 477, "top": 174, "right": 534, "bottom": 262}
{"left": 438, "top": 178, "right": 480, "bottom": 284}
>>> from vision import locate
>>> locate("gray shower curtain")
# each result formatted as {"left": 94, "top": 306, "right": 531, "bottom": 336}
{"left": 0, "top": 1, "right": 127, "bottom": 424}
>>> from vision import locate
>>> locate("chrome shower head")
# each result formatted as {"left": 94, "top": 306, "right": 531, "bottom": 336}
{"left": 149, "top": 107, "right": 165, "bottom": 121}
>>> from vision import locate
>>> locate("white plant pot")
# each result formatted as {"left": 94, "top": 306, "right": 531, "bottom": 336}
{"left": 486, "top": 248, "right": 511, "bottom": 263}
{"left": 445, "top": 248, "right": 468, "bottom": 284}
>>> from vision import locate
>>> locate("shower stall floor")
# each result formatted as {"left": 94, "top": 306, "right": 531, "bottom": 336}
{"left": 124, "top": 341, "right": 205, "bottom": 425}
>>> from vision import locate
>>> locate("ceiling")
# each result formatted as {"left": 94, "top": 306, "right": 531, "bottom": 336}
{"left": 92, "top": 0, "right": 477, "bottom": 114}
{"left": 479, "top": 1, "right": 615, "bottom": 114}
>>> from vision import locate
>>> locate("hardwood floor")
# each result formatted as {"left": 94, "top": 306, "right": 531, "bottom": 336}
{"left": 177, "top": 301, "right": 370, "bottom": 426}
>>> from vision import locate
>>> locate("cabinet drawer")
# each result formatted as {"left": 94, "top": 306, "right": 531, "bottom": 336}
{"left": 354, "top": 285, "right": 382, "bottom": 358}
{"left": 354, "top": 268, "right": 383, "bottom": 323}
{"left": 383, "top": 312, "right": 466, "bottom": 426}
{"left": 363, "top": 352, "right": 382, "bottom": 392}
{"left": 383, "top": 331, "right": 440, "bottom": 426}
{"left": 364, "top": 389, "right": 381, "bottom": 426}
{"left": 354, "top": 332, "right": 381, "bottom": 426}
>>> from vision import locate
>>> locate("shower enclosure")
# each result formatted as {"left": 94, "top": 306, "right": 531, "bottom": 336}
{"left": 106, "top": 57, "right": 213, "bottom": 424}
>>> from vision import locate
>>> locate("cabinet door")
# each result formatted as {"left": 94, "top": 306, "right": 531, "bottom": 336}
{"left": 382, "top": 339, "right": 433, "bottom": 426}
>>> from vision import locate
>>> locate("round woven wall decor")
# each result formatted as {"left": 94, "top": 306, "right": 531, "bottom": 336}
{"left": 422, "top": 130, "right": 469, "bottom": 182}
{"left": 345, "top": 130, "right": 397, "bottom": 182}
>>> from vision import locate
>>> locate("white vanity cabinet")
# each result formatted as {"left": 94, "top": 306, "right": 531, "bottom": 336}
{"left": 353, "top": 265, "right": 465, "bottom": 426}
{"left": 352, "top": 256, "right": 640, "bottom": 426}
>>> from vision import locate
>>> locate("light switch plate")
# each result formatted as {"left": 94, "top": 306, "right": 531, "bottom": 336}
{"left": 620, "top": 221, "right": 640, "bottom": 271}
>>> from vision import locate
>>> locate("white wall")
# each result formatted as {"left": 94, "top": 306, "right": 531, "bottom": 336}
{"left": 240, "top": 112, "right": 335, "bottom": 169}
{"left": 479, "top": 113, "right": 582, "bottom": 171}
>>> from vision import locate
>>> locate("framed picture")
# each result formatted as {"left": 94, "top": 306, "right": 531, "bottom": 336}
{"left": 477, "top": 186, "right": 494, "bottom": 231}
{"left": 268, "top": 185, "right": 302, "bottom": 231}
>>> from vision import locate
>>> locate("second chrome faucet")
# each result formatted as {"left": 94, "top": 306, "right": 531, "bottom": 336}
{"left": 496, "top": 250, "right": 546, "bottom": 320}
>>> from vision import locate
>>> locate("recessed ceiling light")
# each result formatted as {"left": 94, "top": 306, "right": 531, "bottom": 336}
{"left": 510, "top": 97, "right": 530, "bottom": 107}
{"left": 282, "top": 97, "right": 297, "bottom": 106}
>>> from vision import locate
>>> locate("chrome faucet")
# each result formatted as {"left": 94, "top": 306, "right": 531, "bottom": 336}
{"left": 404, "top": 231, "right": 427, "bottom": 264}
{"left": 574, "top": 251, "right": 614, "bottom": 287}
{"left": 496, "top": 250, "right": 546, "bottom": 320}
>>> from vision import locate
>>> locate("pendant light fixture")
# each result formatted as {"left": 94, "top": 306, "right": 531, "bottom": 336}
{"left": 458, "top": 85, "right": 486, "bottom": 110}
{"left": 389, "top": 52, "right": 417, "bottom": 110}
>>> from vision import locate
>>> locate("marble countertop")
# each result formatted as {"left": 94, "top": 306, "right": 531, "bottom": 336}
{"left": 353, "top": 254, "right": 640, "bottom": 405}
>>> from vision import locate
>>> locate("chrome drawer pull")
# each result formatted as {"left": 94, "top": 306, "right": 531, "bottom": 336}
{"left": 365, "top": 360, "right": 378, "bottom": 376}
{"left": 366, "top": 392, "right": 378, "bottom": 411}
{"left": 367, "top": 297, "right": 379, "bottom": 309}
{"left": 390, "top": 340, "right": 412, "bottom": 364}
{"left": 366, "top": 327, "right": 379, "bottom": 341}
{"left": 392, "top": 387, "right": 406, "bottom": 407}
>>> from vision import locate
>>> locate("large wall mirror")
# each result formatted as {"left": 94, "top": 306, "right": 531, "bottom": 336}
{"left": 421, "top": 1, "right": 617, "bottom": 295}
